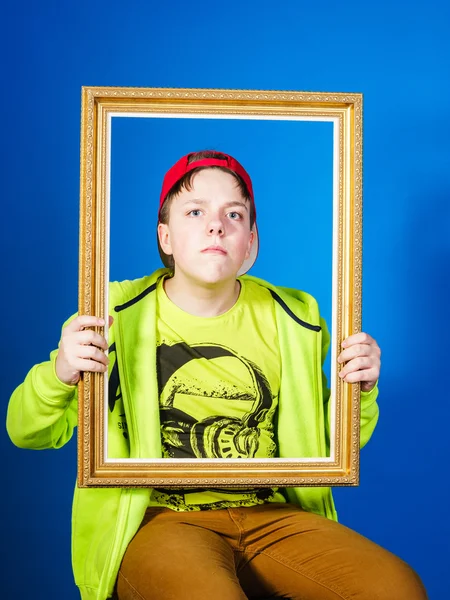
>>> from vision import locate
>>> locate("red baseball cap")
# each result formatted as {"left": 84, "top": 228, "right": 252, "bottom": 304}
{"left": 158, "top": 152, "right": 259, "bottom": 275}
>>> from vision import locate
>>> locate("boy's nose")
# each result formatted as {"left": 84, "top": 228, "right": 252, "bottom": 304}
{"left": 207, "top": 218, "right": 224, "bottom": 236}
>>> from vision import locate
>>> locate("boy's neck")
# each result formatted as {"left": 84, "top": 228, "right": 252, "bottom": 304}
{"left": 163, "top": 273, "right": 241, "bottom": 317}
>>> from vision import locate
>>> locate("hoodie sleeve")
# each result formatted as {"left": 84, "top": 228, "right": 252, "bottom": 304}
{"left": 359, "top": 384, "right": 379, "bottom": 448}
{"left": 6, "top": 333, "right": 78, "bottom": 451}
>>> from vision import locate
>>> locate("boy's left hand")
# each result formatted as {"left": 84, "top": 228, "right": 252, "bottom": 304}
{"left": 337, "top": 332, "right": 381, "bottom": 392}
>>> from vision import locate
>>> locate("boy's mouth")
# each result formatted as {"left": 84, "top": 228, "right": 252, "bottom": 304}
{"left": 201, "top": 245, "right": 227, "bottom": 255}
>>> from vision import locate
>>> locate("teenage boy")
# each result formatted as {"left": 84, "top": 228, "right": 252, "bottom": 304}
{"left": 7, "top": 151, "right": 427, "bottom": 599}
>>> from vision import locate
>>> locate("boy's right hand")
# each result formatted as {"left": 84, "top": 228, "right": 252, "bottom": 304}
{"left": 55, "top": 316, "right": 110, "bottom": 386}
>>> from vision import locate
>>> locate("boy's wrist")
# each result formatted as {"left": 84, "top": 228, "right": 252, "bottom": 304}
{"left": 32, "top": 361, "right": 78, "bottom": 405}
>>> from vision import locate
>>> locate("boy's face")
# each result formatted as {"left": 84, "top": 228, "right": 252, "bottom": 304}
{"left": 158, "top": 169, "right": 255, "bottom": 285}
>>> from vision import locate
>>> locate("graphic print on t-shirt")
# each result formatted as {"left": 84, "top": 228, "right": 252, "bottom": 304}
{"left": 157, "top": 341, "right": 277, "bottom": 460}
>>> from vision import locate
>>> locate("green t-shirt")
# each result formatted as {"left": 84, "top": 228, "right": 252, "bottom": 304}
{"left": 148, "top": 275, "right": 286, "bottom": 511}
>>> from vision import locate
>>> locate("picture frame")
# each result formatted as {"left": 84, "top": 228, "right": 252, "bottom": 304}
{"left": 77, "top": 86, "right": 363, "bottom": 488}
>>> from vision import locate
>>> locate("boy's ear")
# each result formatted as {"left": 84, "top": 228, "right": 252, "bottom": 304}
{"left": 157, "top": 223, "right": 173, "bottom": 256}
{"left": 245, "top": 230, "right": 255, "bottom": 260}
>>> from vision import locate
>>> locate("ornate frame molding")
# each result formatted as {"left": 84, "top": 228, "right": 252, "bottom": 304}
{"left": 78, "top": 87, "right": 363, "bottom": 487}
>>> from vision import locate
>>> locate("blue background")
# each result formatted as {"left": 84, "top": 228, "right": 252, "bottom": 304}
{"left": 2, "top": 1, "right": 449, "bottom": 598}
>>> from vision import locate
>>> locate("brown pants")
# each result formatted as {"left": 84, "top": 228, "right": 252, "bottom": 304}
{"left": 116, "top": 503, "right": 427, "bottom": 600}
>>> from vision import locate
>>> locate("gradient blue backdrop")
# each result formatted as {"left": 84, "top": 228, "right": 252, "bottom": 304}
{"left": 2, "top": 1, "right": 449, "bottom": 598}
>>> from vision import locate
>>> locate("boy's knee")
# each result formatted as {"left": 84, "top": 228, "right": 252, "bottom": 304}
{"left": 368, "top": 557, "right": 428, "bottom": 600}
{"left": 392, "top": 564, "right": 428, "bottom": 600}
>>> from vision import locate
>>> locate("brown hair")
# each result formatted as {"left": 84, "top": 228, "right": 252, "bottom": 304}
{"left": 158, "top": 150, "right": 255, "bottom": 269}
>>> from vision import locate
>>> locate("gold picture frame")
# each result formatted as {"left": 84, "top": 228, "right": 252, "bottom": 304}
{"left": 78, "top": 86, "right": 362, "bottom": 488}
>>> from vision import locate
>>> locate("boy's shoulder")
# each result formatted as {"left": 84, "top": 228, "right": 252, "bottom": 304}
{"left": 109, "top": 269, "right": 168, "bottom": 310}
{"left": 243, "top": 274, "right": 319, "bottom": 309}
{"left": 242, "top": 274, "right": 321, "bottom": 324}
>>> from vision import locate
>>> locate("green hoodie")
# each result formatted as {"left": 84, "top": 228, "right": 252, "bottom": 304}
{"left": 6, "top": 269, "right": 379, "bottom": 599}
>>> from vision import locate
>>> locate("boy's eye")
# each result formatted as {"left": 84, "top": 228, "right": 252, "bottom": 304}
{"left": 188, "top": 209, "right": 202, "bottom": 217}
{"left": 228, "top": 211, "right": 242, "bottom": 220}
